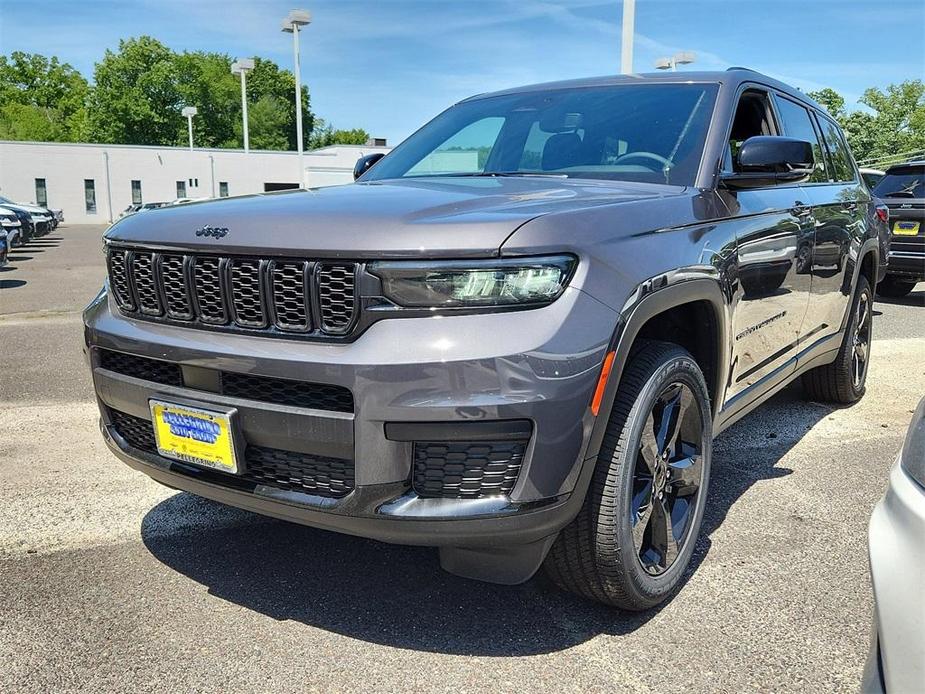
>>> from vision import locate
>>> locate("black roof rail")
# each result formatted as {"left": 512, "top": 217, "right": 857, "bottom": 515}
{"left": 725, "top": 66, "right": 758, "bottom": 72}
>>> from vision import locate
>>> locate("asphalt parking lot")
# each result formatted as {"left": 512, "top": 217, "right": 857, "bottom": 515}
{"left": 1, "top": 225, "right": 924, "bottom": 693}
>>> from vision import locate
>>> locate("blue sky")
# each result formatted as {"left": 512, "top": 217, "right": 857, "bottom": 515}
{"left": 1, "top": 0, "right": 923, "bottom": 143}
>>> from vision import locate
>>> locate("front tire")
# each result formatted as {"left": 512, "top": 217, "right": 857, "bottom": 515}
{"left": 802, "top": 275, "right": 872, "bottom": 404}
{"left": 545, "top": 340, "right": 712, "bottom": 610}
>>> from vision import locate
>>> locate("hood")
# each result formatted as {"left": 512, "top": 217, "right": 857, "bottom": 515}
{"left": 0, "top": 201, "right": 46, "bottom": 214}
{"left": 105, "top": 177, "right": 685, "bottom": 258}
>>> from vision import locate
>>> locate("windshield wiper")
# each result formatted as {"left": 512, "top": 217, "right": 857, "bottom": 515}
{"left": 882, "top": 190, "right": 916, "bottom": 198}
{"left": 463, "top": 171, "right": 569, "bottom": 178}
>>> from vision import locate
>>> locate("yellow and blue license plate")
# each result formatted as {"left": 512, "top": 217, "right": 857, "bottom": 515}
{"left": 893, "top": 221, "right": 920, "bottom": 236}
{"left": 149, "top": 400, "right": 239, "bottom": 473}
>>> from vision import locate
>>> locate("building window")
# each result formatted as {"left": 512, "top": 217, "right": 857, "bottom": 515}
{"left": 219, "top": 182, "right": 229, "bottom": 198}
{"left": 131, "top": 180, "right": 142, "bottom": 204}
{"left": 35, "top": 178, "right": 47, "bottom": 206}
{"left": 176, "top": 180, "right": 187, "bottom": 198}
{"left": 84, "top": 179, "right": 96, "bottom": 214}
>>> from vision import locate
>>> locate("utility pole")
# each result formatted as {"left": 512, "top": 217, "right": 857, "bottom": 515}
{"left": 182, "top": 106, "right": 198, "bottom": 151}
{"left": 282, "top": 9, "right": 312, "bottom": 188}
{"left": 621, "top": 0, "right": 635, "bottom": 74}
{"left": 231, "top": 59, "right": 255, "bottom": 153}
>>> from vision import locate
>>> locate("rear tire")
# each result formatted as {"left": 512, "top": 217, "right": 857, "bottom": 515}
{"left": 802, "top": 275, "right": 872, "bottom": 404}
{"left": 877, "top": 276, "right": 916, "bottom": 298}
{"left": 545, "top": 340, "right": 712, "bottom": 610}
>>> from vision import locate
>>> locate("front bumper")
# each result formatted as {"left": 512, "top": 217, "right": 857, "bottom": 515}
{"left": 84, "top": 284, "right": 617, "bottom": 577}
{"left": 865, "top": 458, "right": 925, "bottom": 692}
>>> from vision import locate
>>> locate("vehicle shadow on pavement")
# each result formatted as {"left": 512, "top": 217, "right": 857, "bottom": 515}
{"left": 141, "top": 384, "right": 832, "bottom": 656}
{"left": 875, "top": 289, "right": 925, "bottom": 308}
{"left": 0, "top": 278, "right": 27, "bottom": 289}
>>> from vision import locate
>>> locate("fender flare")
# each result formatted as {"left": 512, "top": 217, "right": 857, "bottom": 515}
{"left": 583, "top": 277, "right": 729, "bottom": 462}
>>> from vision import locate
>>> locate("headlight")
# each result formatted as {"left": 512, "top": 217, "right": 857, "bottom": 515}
{"left": 900, "top": 397, "right": 925, "bottom": 488}
{"left": 369, "top": 255, "right": 576, "bottom": 308}
{"left": 0, "top": 215, "right": 18, "bottom": 227}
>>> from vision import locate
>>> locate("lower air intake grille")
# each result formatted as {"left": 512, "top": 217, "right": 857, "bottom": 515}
{"left": 99, "top": 350, "right": 183, "bottom": 387}
{"left": 221, "top": 372, "right": 354, "bottom": 413}
{"left": 412, "top": 440, "right": 528, "bottom": 499}
{"left": 108, "top": 409, "right": 355, "bottom": 499}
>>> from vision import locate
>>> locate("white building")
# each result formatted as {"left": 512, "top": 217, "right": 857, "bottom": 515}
{"left": 0, "top": 140, "right": 391, "bottom": 224}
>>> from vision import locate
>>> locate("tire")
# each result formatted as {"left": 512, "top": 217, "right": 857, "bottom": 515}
{"left": 545, "top": 340, "right": 712, "bottom": 610}
{"left": 877, "top": 276, "right": 916, "bottom": 298}
{"left": 802, "top": 275, "right": 872, "bottom": 404}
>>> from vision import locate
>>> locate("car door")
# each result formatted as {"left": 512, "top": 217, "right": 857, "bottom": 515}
{"left": 797, "top": 112, "right": 865, "bottom": 346}
{"left": 719, "top": 88, "right": 814, "bottom": 403}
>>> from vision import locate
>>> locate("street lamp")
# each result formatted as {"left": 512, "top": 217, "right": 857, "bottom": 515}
{"left": 282, "top": 8, "right": 311, "bottom": 188}
{"left": 655, "top": 51, "right": 696, "bottom": 72}
{"left": 231, "top": 58, "right": 255, "bottom": 154}
{"left": 620, "top": 0, "right": 635, "bottom": 74}
{"left": 181, "top": 106, "right": 198, "bottom": 151}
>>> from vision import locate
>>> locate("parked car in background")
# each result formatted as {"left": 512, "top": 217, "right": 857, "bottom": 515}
{"left": 0, "top": 228, "right": 8, "bottom": 267}
{"left": 0, "top": 206, "right": 19, "bottom": 251}
{"left": 120, "top": 204, "right": 143, "bottom": 218}
{"left": 863, "top": 396, "right": 925, "bottom": 693}
{"left": 86, "top": 69, "right": 884, "bottom": 609}
{"left": 8, "top": 208, "right": 32, "bottom": 246}
{"left": 52, "top": 208, "right": 64, "bottom": 225}
{"left": 139, "top": 201, "right": 169, "bottom": 212}
{"left": 873, "top": 161, "right": 925, "bottom": 297}
{"left": 0, "top": 196, "right": 52, "bottom": 239}
{"left": 860, "top": 168, "right": 885, "bottom": 190}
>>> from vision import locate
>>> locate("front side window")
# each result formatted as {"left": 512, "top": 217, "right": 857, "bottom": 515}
{"left": 774, "top": 96, "right": 827, "bottom": 183}
{"left": 84, "top": 179, "right": 96, "bottom": 213}
{"left": 364, "top": 84, "right": 719, "bottom": 186}
{"left": 176, "top": 180, "right": 186, "bottom": 198}
{"left": 35, "top": 178, "right": 47, "bottom": 206}
{"left": 131, "top": 180, "right": 142, "bottom": 205}
{"left": 817, "top": 118, "right": 855, "bottom": 182}
{"left": 725, "top": 89, "right": 776, "bottom": 173}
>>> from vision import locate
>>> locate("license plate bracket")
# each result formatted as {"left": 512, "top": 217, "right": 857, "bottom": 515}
{"left": 149, "top": 398, "right": 242, "bottom": 474}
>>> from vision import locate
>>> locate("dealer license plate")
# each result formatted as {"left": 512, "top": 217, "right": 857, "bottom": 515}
{"left": 893, "top": 221, "right": 920, "bottom": 236}
{"left": 149, "top": 399, "right": 239, "bottom": 473}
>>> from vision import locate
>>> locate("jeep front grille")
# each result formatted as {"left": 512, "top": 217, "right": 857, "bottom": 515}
{"left": 106, "top": 247, "right": 359, "bottom": 338}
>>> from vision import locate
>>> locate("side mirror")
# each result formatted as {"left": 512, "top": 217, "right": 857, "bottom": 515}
{"left": 721, "top": 136, "right": 814, "bottom": 189}
{"left": 354, "top": 152, "right": 386, "bottom": 181}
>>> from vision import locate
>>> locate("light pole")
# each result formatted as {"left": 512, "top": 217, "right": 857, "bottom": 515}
{"left": 181, "top": 106, "right": 198, "bottom": 151}
{"left": 282, "top": 9, "right": 311, "bottom": 188}
{"left": 231, "top": 58, "right": 255, "bottom": 154}
{"left": 620, "top": 0, "right": 635, "bottom": 74}
{"left": 654, "top": 51, "right": 696, "bottom": 72}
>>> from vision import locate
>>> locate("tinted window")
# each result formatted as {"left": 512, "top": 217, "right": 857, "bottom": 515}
{"left": 84, "top": 179, "right": 96, "bottom": 213}
{"left": 131, "top": 180, "right": 142, "bottom": 204}
{"left": 774, "top": 97, "right": 827, "bottom": 183}
{"left": 35, "top": 178, "right": 47, "bottom": 206}
{"left": 176, "top": 180, "right": 186, "bottom": 198}
{"left": 872, "top": 167, "right": 925, "bottom": 198}
{"left": 219, "top": 181, "right": 229, "bottom": 198}
{"left": 365, "top": 84, "right": 719, "bottom": 186}
{"left": 817, "top": 118, "right": 855, "bottom": 182}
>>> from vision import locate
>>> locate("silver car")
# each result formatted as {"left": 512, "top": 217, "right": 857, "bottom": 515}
{"left": 863, "top": 397, "right": 925, "bottom": 692}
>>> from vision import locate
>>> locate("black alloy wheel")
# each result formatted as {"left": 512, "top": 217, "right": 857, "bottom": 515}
{"left": 631, "top": 382, "right": 705, "bottom": 576}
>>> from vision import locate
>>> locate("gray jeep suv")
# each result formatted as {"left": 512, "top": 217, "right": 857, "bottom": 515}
{"left": 84, "top": 69, "right": 883, "bottom": 609}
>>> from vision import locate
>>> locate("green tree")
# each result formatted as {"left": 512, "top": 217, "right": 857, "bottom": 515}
{"left": 308, "top": 120, "right": 369, "bottom": 148}
{"left": 809, "top": 81, "right": 925, "bottom": 167}
{"left": 239, "top": 94, "right": 290, "bottom": 150}
{"left": 88, "top": 36, "right": 183, "bottom": 145}
{"left": 0, "top": 51, "right": 89, "bottom": 140}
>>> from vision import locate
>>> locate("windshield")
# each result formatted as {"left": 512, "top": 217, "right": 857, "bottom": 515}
{"left": 873, "top": 167, "right": 925, "bottom": 198}
{"left": 364, "top": 83, "right": 719, "bottom": 186}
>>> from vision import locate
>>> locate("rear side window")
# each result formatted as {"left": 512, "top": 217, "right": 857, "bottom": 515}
{"left": 872, "top": 167, "right": 925, "bottom": 198}
{"left": 817, "top": 118, "right": 855, "bottom": 182}
{"left": 774, "top": 96, "right": 827, "bottom": 183}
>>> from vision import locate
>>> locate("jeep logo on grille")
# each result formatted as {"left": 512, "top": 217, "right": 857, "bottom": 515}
{"left": 195, "top": 226, "right": 229, "bottom": 238}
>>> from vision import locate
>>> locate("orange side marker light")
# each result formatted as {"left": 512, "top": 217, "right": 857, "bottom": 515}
{"left": 590, "top": 350, "right": 616, "bottom": 416}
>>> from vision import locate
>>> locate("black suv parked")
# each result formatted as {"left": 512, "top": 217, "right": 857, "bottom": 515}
{"left": 873, "top": 161, "right": 924, "bottom": 297}
{"left": 85, "top": 69, "right": 883, "bottom": 608}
